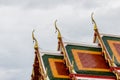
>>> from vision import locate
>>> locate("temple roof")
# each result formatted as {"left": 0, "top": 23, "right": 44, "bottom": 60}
{"left": 65, "top": 42, "right": 115, "bottom": 77}
{"left": 31, "top": 14, "right": 120, "bottom": 80}
{"left": 42, "top": 53, "right": 69, "bottom": 80}
{"left": 101, "top": 34, "right": 120, "bottom": 67}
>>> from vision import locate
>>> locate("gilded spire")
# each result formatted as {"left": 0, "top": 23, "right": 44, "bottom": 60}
{"left": 91, "top": 12, "right": 97, "bottom": 30}
{"left": 32, "top": 30, "right": 38, "bottom": 49}
{"left": 54, "top": 20, "right": 62, "bottom": 38}
{"left": 32, "top": 30, "right": 48, "bottom": 80}
{"left": 112, "top": 54, "right": 115, "bottom": 66}
{"left": 54, "top": 20, "right": 75, "bottom": 74}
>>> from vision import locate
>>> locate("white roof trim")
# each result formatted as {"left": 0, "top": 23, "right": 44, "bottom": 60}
{"left": 100, "top": 33, "right": 120, "bottom": 38}
{"left": 76, "top": 77, "right": 114, "bottom": 80}
{"left": 40, "top": 50, "right": 63, "bottom": 56}
{"left": 64, "top": 41, "right": 100, "bottom": 48}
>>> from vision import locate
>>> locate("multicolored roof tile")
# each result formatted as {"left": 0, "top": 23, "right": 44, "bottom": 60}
{"left": 65, "top": 43, "right": 115, "bottom": 77}
{"left": 42, "top": 54, "right": 69, "bottom": 80}
{"left": 102, "top": 35, "right": 120, "bottom": 67}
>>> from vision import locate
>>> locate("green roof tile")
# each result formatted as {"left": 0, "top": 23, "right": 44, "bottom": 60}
{"left": 42, "top": 54, "right": 69, "bottom": 80}
{"left": 65, "top": 44, "right": 115, "bottom": 77}
{"left": 102, "top": 36, "right": 120, "bottom": 66}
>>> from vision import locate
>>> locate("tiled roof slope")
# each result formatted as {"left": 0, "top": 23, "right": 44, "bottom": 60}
{"left": 102, "top": 35, "right": 120, "bottom": 67}
{"left": 42, "top": 54, "right": 70, "bottom": 80}
{"left": 65, "top": 44, "right": 115, "bottom": 77}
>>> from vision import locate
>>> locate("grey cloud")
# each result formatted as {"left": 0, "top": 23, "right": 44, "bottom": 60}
{"left": 0, "top": 0, "right": 104, "bottom": 9}
{"left": 0, "top": 0, "right": 120, "bottom": 80}
{"left": 80, "top": 0, "right": 107, "bottom": 9}
{"left": 0, "top": 67, "right": 31, "bottom": 80}
{"left": 94, "top": 8, "right": 120, "bottom": 34}
{"left": 0, "top": 0, "right": 75, "bottom": 9}
{"left": 0, "top": 0, "right": 118, "bottom": 11}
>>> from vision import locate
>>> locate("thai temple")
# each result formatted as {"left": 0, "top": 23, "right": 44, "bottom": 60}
{"left": 30, "top": 13, "right": 120, "bottom": 80}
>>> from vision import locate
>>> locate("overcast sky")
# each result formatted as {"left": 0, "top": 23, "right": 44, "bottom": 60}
{"left": 0, "top": 0, "right": 120, "bottom": 80}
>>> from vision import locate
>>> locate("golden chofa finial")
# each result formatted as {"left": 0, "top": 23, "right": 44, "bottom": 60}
{"left": 91, "top": 12, "right": 97, "bottom": 30}
{"left": 54, "top": 20, "right": 62, "bottom": 39}
{"left": 112, "top": 54, "right": 115, "bottom": 66}
{"left": 32, "top": 30, "right": 38, "bottom": 49}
